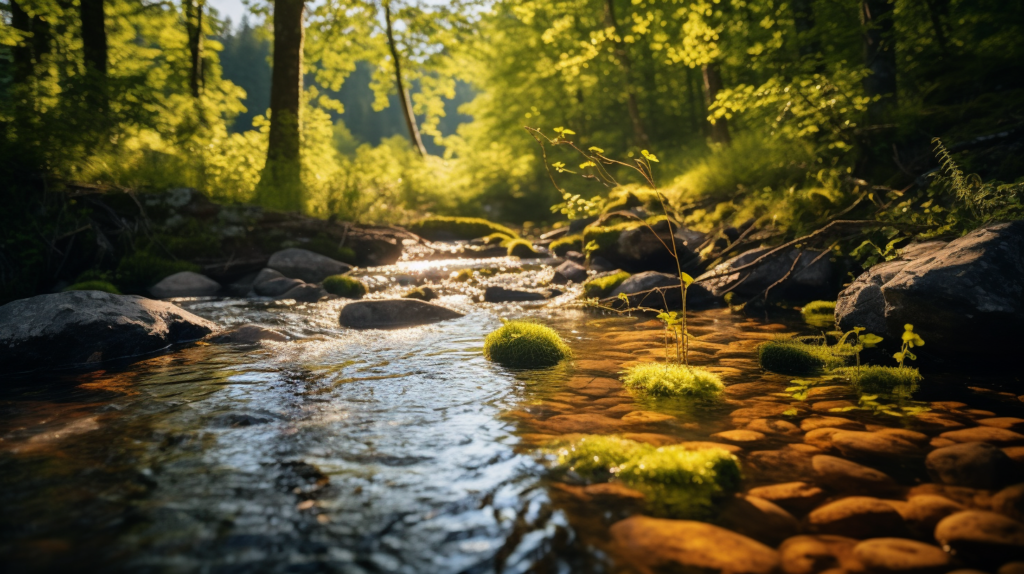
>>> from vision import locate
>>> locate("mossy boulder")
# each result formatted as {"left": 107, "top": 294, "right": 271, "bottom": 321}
{"left": 506, "top": 239, "right": 542, "bottom": 258}
{"left": 550, "top": 233, "right": 583, "bottom": 256}
{"left": 582, "top": 270, "right": 630, "bottom": 298}
{"left": 323, "top": 275, "right": 367, "bottom": 299}
{"left": 408, "top": 216, "right": 518, "bottom": 241}
{"left": 63, "top": 280, "right": 121, "bottom": 294}
{"left": 402, "top": 286, "right": 437, "bottom": 301}
{"left": 757, "top": 338, "right": 854, "bottom": 375}
{"left": 833, "top": 366, "right": 922, "bottom": 396}
{"left": 483, "top": 320, "right": 572, "bottom": 368}
{"left": 802, "top": 300, "right": 837, "bottom": 328}
{"left": 621, "top": 362, "right": 724, "bottom": 399}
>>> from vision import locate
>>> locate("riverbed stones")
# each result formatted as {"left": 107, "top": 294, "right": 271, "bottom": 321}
{"left": 934, "top": 510, "right": 1024, "bottom": 565}
{"left": 812, "top": 455, "right": 898, "bottom": 493}
{"left": 899, "top": 494, "right": 966, "bottom": 534}
{"left": 714, "top": 429, "right": 767, "bottom": 442}
{"left": 551, "top": 260, "right": 588, "bottom": 284}
{"left": 940, "top": 427, "right": 1024, "bottom": 446}
{"left": 830, "top": 430, "right": 921, "bottom": 459}
{"left": 482, "top": 286, "right": 549, "bottom": 302}
{"left": 149, "top": 271, "right": 221, "bottom": 298}
{"left": 992, "top": 484, "right": 1024, "bottom": 522}
{"left": 0, "top": 291, "right": 217, "bottom": 374}
{"left": 852, "top": 538, "right": 951, "bottom": 574}
{"left": 610, "top": 516, "right": 779, "bottom": 574}
{"left": 805, "top": 428, "right": 844, "bottom": 450}
{"left": 926, "top": 442, "right": 1015, "bottom": 489}
{"left": 268, "top": 248, "right": 353, "bottom": 283}
{"left": 697, "top": 246, "right": 833, "bottom": 302}
{"left": 718, "top": 495, "right": 801, "bottom": 546}
{"left": 801, "top": 416, "right": 865, "bottom": 432}
{"left": 209, "top": 324, "right": 288, "bottom": 344}
{"left": 980, "top": 418, "right": 1024, "bottom": 432}
{"left": 279, "top": 283, "right": 329, "bottom": 303}
{"left": 747, "top": 418, "right": 801, "bottom": 435}
{"left": 610, "top": 271, "right": 680, "bottom": 297}
{"left": 747, "top": 482, "right": 828, "bottom": 515}
{"left": 252, "top": 268, "right": 304, "bottom": 297}
{"left": 339, "top": 299, "right": 464, "bottom": 329}
{"left": 778, "top": 534, "right": 861, "bottom": 574}
{"left": 807, "top": 496, "right": 909, "bottom": 538}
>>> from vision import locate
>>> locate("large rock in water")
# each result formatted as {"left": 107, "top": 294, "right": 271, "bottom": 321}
{"left": 252, "top": 268, "right": 303, "bottom": 297}
{"left": 0, "top": 291, "right": 217, "bottom": 374}
{"left": 339, "top": 299, "right": 464, "bottom": 329}
{"left": 697, "top": 246, "right": 833, "bottom": 302}
{"left": 610, "top": 271, "right": 680, "bottom": 297}
{"left": 837, "top": 222, "right": 1024, "bottom": 365}
{"left": 149, "top": 271, "right": 221, "bottom": 298}
{"left": 268, "top": 248, "right": 353, "bottom": 283}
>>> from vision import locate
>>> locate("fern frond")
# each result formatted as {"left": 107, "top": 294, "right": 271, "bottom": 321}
{"left": 932, "top": 137, "right": 979, "bottom": 214}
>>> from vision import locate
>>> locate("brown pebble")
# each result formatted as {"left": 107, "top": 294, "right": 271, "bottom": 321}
{"left": 852, "top": 537, "right": 951, "bottom": 573}
{"left": 801, "top": 416, "right": 864, "bottom": 432}
{"left": 807, "top": 496, "right": 909, "bottom": 538}
{"left": 941, "top": 427, "right": 1024, "bottom": 446}
{"left": 778, "top": 534, "right": 861, "bottom": 574}
{"left": 748, "top": 482, "right": 828, "bottom": 515}
{"left": 713, "top": 429, "right": 767, "bottom": 442}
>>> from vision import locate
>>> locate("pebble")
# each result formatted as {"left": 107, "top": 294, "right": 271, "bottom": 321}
{"left": 876, "top": 428, "right": 930, "bottom": 446}
{"left": 537, "top": 413, "right": 626, "bottom": 434}
{"left": 717, "top": 495, "right": 801, "bottom": 546}
{"left": 812, "top": 400, "right": 857, "bottom": 412}
{"left": 830, "top": 430, "right": 921, "bottom": 459}
{"left": 778, "top": 534, "right": 861, "bottom": 574}
{"left": 979, "top": 418, "right": 1024, "bottom": 432}
{"left": 812, "top": 455, "right": 898, "bottom": 493}
{"left": 747, "top": 482, "right": 828, "bottom": 515}
{"left": 620, "top": 410, "right": 675, "bottom": 424}
{"left": 992, "top": 484, "right": 1024, "bottom": 522}
{"left": 999, "top": 563, "right": 1024, "bottom": 574}
{"left": 731, "top": 403, "right": 796, "bottom": 419}
{"left": 934, "top": 510, "right": 1024, "bottom": 565}
{"left": 931, "top": 438, "right": 958, "bottom": 448}
{"left": 747, "top": 450, "right": 815, "bottom": 482}
{"left": 852, "top": 538, "right": 951, "bottom": 573}
{"left": 926, "top": 442, "right": 1015, "bottom": 489}
{"left": 713, "top": 429, "right": 767, "bottom": 442}
{"left": 940, "top": 427, "right": 1024, "bottom": 446}
{"left": 807, "top": 496, "right": 909, "bottom": 538}
{"left": 912, "top": 412, "right": 967, "bottom": 429}
{"left": 800, "top": 416, "right": 864, "bottom": 432}
{"left": 899, "top": 494, "right": 966, "bottom": 535}
{"left": 609, "top": 516, "right": 779, "bottom": 574}
{"left": 746, "top": 418, "right": 801, "bottom": 435}
{"left": 674, "top": 440, "right": 743, "bottom": 454}
{"left": 804, "top": 428, "right": 844, "bottom": 450}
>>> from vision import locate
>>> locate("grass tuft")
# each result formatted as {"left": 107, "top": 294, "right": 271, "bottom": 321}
{"left": 801, "top": 300, "right": 837, "bottom": 328}
{"left": 484, "top": 320, "right": 572, "bottom": 368}
{"left": 63, "top": 280, "right": 122, "bottom": 294}
{"left": 323, "top": 275, "right": 367, "bottom": 299}
{"left": 758, "top": 337, "right": 854, "bottom": 375}
{"left": 833, "top": 366, "right": 923, "bottom": 396}
{"left": 621, "top": 362, "right": 724, "bottom": 399}
{"left": 408, "top": 216, "right": 518, "bottom": 241}
{"left": 582, "top": 271, "right": 630, "bottom": 298}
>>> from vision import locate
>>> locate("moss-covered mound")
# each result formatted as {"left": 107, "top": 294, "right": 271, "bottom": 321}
{"left": 757, "top": 338, "right": 854, "bottom": 375}
{"left": 550, "top": 233, "right": 583, "bottom": 256}
{"left": 63, "top": 280, "right": 121, "bottom": 294}
{"left": 408, "top": 216, "right": 518, "bottom": 241}
{"left": 582, "top": 270, "right": 630, "bottom": 298}
{"left": 323, "top": 275, "right": 367, "bottom": 299}
{"left": 452, "top": 269, "right": 475, "bottom": 282}
{"left": 551, "top": 435, "right": 652, "bottom": 475}
{"left": 484, "top": 320, "right": 572, "bottom": 368}
{"left": 582, "top": 221, "right": 642, "bottom": 252}
{"left": 833, "top": 366, "right": 923, "bottom": 396}
{"left": 621, "top": 362, "right": 724, "bottom": 399}
{"left": 506, "top": 238, "right": 541, "bottom": 258}
{"left": 801, "top": 300, "right": 837, "bottom": 328}
{"left": 402, "top": 286, "right": 437, "bottom": 301}
{"left": 481, "top": 232, "right": 514, "bottom": 246}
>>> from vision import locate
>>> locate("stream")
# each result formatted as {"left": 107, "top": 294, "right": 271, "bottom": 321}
{"left": 1, "top": 256, "right": 1022, "bottom": 573}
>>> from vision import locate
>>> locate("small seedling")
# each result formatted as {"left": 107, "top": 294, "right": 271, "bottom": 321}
{"left": 894, "top": 324, "right": 924, "bottom": 368}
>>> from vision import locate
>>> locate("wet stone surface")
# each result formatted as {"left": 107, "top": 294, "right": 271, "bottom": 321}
{"left": 1, "top": 255, "right": 1024, "bottom": 572}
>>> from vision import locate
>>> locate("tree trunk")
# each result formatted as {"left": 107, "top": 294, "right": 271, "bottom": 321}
{"left": 79, "top": 0, "right": 107, "bottom": 77}
{"left": 922, "top": 0, "right": 950, "bottom": 55}
{"left": 686, "top": 65, "right": 701, "bottom": 135}
{"left": 184, "top": 0, "right": 204, "bottom": 98}
{"left": 384, "top": 2, "right": 428, "bottom": 157}
{"left": 603, "top": 0, "right": 649, "bottom": 148}
{"left": 791, "top": 0, "right": 822, "bottom": 61}
{"left": 10, "top": 0, "right": 32, "bottom": 87}
{"left": 861, "top": 0, "right": 897, "bottom": 121}
{"left": 259, "top": 0, "right": 305, "bottom": 211}
{"left": 701, "top": 63, "right": 730, "bottom": 144}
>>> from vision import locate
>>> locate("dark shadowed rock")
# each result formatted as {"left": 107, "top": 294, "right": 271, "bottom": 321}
{"left": 697, "top": 246, "right": 833, "bottom": 302}
{"left": 747, "top": 482, "right": 828, "bottom": 515}
{"left": 813, "top": 454, "right": 898, "bottom": 493}
{"left": 610, "top": 271, "right": 680, "bottom": 297}
{"left": 992, "top": 484, "right": 1024, "bottom": 522}
{"left": 268, "top": 248, "right": 353, "bottom": 283}
{"left": 926, "top": 442, "right": 1016, "bottom": 489}
{"left": 209, "top": 324, "right": 289, "bottom": 344}
{"left": 611, "top": 221, "right": 702, "bottom": 273}
{"left": 339, "top": 299, "right": 463, "bottom": 329}
{"left": 717, "top": 495, "right": 801, "bottom": 546}
{"left": 278, "top": 283, "right": 328, "bottom": 303}
{"left": 0, "top": 291, "right": 216, "bottom": 374}
{"left": 483, "top": 286, "right": 549, "bottom": 302}
{"left": 552, "top": 260, "right": 588, "bottom": 284}
{"left": 808, "top": 496, "right": 909, "bottom": 538}
{"left": 934, "top": 510, "right": 1024, "bottom": 565}
{"left": 779, "top": 534, "right": 862, "bottom": 574}
{"left": 252, "top": 268, "right": 304, "bottom": 297}
{"left": 150, "top": 271, "right": 221, "bottom": 298}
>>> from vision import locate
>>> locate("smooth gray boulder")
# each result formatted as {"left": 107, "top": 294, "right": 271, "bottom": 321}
{"left": 697, "top": 246, "right": 832, "bottom": 302}
{"left": 552, "top": 260, "right": 588, "bottom": 284}
{"left": 278, "top": 283, "right": 328, "bottom": 303}
{"left": 268, "top": 248, "right": 352, "bottom": 283}
{"left": 252, "top": 268, "right": 304, "bottom": 297}
{"left": 483, "top": 286, "right": 548, "bottom": 302}
{"left": 149, "top": 271, "right": 221, "bottom": 298}
{"left": 0, "top": 291, "right": 216, "bottom": 374}
{"left": 339, "top": 299, "right": 463, "bottom": 329}
{"left": 611, "top": 271, "right": 680, "bottom": 297}
{"left": 837, "top": 222, "right": 1024, "bottom": 363}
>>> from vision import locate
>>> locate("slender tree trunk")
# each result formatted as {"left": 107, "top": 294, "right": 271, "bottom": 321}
{"left": 79, "top": 0, "right": 107, "bottom": 77}
{"left": 603, "top": 0, "right": 649, "bottom": 148}
{"left": 922, "top": 0, "right": 950, "bottom": 55}
{"left": 259, "top": 0, "right": 305, "bottom": 211}
{"left": 685, "top": 66, "right": 700, "bottom": 135}
{"left": 184, "top": 0, "right": 204, "bottom": 98}
{"left": 791, "top": 0, "right": 822, "bottom": 61}
{"left": 861, "top": 0, "right": 897, "bottom": 121}
{"left": 701, "top": 63, "right": 730, "bottom": 144}
{"left": 11, "top": 1, "right": 32, "bottom": 88}
{"left": 384, "top": 2, "right": 427, "bottom": 157}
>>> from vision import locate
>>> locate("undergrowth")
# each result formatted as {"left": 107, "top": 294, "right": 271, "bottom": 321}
{"left": 621, "top": 362, "right": 724, "bottom": 399}
{"left": 483, "top": 320, "right": 572, "bottom": 368}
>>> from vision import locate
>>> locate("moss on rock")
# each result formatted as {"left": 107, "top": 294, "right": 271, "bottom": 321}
{"left": 484, "top": 320, "right": 572, "bottom": 368}
{"left": 552, "top": 435, "right": 653, "bottom": 476}
{"left": 323, "top": 274, "right": 367, "bottom": 299}
{"left": 621, "top": 362, "right": 724, "bottom": 399}
{"left": 402, "top": 286, "right": 437, "bottom": 301}
{"left": 63, "top": 280, "right": 121, "bottom": 294}
{"left": 757, "top": 337, "right": 854, "bottom": 375}
{"left": 801, "top": 300, "right": 837, "bottom": 328}
{"left": 408, "top": 216, "right": 517, "bottom": 241}
{"left": 582, "top": 270, "right": 630, "bottom": 298}
{"left": 506, "top": 238, "right": 541, "bottom": 258}
{"left": 550, "top": 233, "right": 583, "bottom": 256}
{"left": 833, "top": 365, "right": 923, "bottom": 396}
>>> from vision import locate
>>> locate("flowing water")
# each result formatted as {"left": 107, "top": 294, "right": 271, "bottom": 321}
{"left": 1, "top": 257, "right": 1022, "bottom": 573}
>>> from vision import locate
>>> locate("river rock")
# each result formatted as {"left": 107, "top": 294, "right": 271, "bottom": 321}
{"left": 899, "top": 494, "right": 966, "bottom": 535}
{"left": 697, "top": 246, "right": 833, "bottom": 302}
{"left": 1000, "top": 563, "right": 1024, "bottom": 574}
{"left": 837, "top": 222, "right": 1024, "bottom": 366}
{"left": 604, "top": 220, "right": 702, "bottom": 274}
{"left": 807, "top": 496, "right": 909, "bottom": 538}
{"left": 801, "top": 416, "right": 865, "bottom": 432}
{"left": 278, "top": 283, "right": 328, "bottom": 303}
{"left": 610, "top": 271, "right": 680, "bottom": 297}
{"left": 149, "top": 271, "right": 221, "bottom": 298}
{"left": 483, "top": 286, "right": 549, "bottom": 302}
{"left": 268, "top": 248, "right": 353, "bottom": 283}
{"left": 831, "top": 430, "right": 921, "bottom": 460}
{"left": 980, "top": 418, "right": 1024, "bottom": 432}
{"left": 940, "top": 427, "right": 1024, "bottom": 446}
{"left": 747, "top": 418, "right": 801, "bottom": 435}
{"left": 926, "top": 442, "right": 1015, "bottom": 489}
{"left": 209, "top": 324, "right": 289, "bottom": 344}
{"left": 779, "top": 534, "right": 862, "bottom": 574}
{"left": 813, "top": 455, "right": 898, "bottom": 493}
{"left": 610, "top": 515, "right": 779, "bottom": 574}
{"left": 934, "top": 510, "right": 1024, "bottom": 565}
{"left": 552, "top": 260, "right": 588, "bottom": 284}
{"left": 339, "top": 299, "right": 464, "bottom": 329}
{"left": 252, "top": 268, "right": 304, "bottom": 297}
{"left": 748, "top": 482, "right": 828, "bottom": 515}
{"left": 0, "top": 291, "right": 217, "bottom": 374}
{"left": 718, "top": 495, "right": 801, "bottom": 546}
{"left": 852, "top": 538, "right": 951, "bottom": 573}
{"left": 992, "top": 484, "right": 1024, "bottom": 522}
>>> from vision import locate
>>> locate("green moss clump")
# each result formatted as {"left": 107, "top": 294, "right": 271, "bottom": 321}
{"left": 621, "top": 362, "right": 725, "bottom": 399}
{"left": 452, "top": 269, "right": 475, "bottom": 282}
{"left": 802, "top": 300, "right": 837, "bottom": 328}
{"left": 402, "top": 286, "right": 437, "bottom": 301}
{"left": 481, "top": 232, "right": 514, "bottom": 245}
{"left": 303, "top": 235, "right": 358, "bottom": 263}
{"left": 616, "top": 445, "right": 742, "bottom": 491}
{"left": 550, "top": 233, "right": 583, "bottom": 256}
{"left": 582, "top": 270, "right": 630, "bottom": 298}
{"left": 506, "top": 238, "right": 541, "bottom": 258}
{"left": 582, "top": 221, "right": 641, "bottom": 252}
{"left": 757, "top": 337, "right": 854, "bottom": 375}
{"left": 116, "top": 253, "right": 200, "bottom": 293}
{"left": 551, "top": 435, "right": 653, "bottom": 476}
{"left": 484, "top": 320, "right": 572, "bottom": 368}
{"left": 833, "top": 366, "right": 923, "bottom": 396}
{"left": 408, "top": 216, "right": 518, "bottom": 241}
{"left": 323, "top": 274, "right": 367, "bottom": 299}
{"left": 63, "top": 280, "right": 121, "bottom": 294}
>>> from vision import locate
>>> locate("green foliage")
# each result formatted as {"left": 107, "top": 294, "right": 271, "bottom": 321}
{"left": 833, "top": 366, "right": 922, "bottom": 397}
{"left": 302, "top": 236, "right": 358, "bottom": 264}
{"left": 757, "top": 337, "right": 854, "bottom": 375}
{"left": 481, "top": 232, "right": 514, "bottom": 245}
{"left": 801, "top": 301, "right": 837, "bottom": 328}
{"left": 323, "top": 275, "right": 367, "bottom": 299}
{"left": 506, "top": 238, "right": 540, "bottom": 258}
{"left": 483, "top": 320, "right": 572, "bottom": 368}
{"left": 408, "top": 216, "right": 518, "bottom": 241}
{"left": 63, "top": 281, "right": 122, "bottom": 295}
{"left": 894, "top": 324, "right": 925, "bottom": 368}
{"left": 402, "top": 286, "right": 437, "bottom": 301}
{"left": 550, "top": 435, "right": 651, "bottom": 476}
{"left": 115, "top": 253, "right": 200, "bottom": 293}
{"left": 621, "top": 362, "right": 724, "bottom": 400}
{"left": 582, "top": 271, "right": 630, "bottom": 299}
{"left": 549, "top": 233, "right": 583, "bottom": 256}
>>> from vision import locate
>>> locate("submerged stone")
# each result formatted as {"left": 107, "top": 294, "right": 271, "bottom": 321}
{"left": 852, "top": 538, "right": 951, "bottom": 574}
{"left": 339, "top": 299, "right": 463, "bottom": 329}
{"left": 926, "top": 442, "right": 1015, "bottom": 489}
{"left": 934, "top": 510, "right": 1024, "bottom": 565}
{"left": 779, "top": 534, "right": 861, "bottom": 574}
{"left": 807, "top": 496, "right": 909, "bottom": 538}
